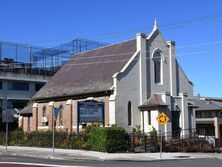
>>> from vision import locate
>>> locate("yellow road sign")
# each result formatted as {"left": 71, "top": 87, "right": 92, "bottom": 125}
{"left": 156, "top": 112, "right": 169, "bottom": 126}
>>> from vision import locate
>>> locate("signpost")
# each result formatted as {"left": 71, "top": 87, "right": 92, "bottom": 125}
{"left": 52, "top": 107, "right": 60, "bottom": 156}
{"left": 156, "top": 112, "right": 170, "bottom": 159}
{"left": 2, "top": 109, "right": 14, "bottom": 152}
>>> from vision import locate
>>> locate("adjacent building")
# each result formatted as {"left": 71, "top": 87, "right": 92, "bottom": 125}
{"left": 19, "top": 21, "right": 196, "bottom": 139}
{"left": 0, "top": 72, "right": 48, "bottom": 112}
{"left": 0, "top": 39, "right": 106, "bottom": 131}
{"left": 194, "top": 96, "right": 222, "bottom": 140}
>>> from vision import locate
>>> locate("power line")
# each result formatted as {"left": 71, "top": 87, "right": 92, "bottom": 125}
{"left": 61, "top": 52, "right": 210, "bottom": 67}
{"left": 29, "top": 11, "right": 222, "bottom": 45}
{"left": 1, "top": 42, "right": 221, "bottom": 68}
{"left": 177, "top": 41, "right": 222, "bottom": 49}
{"left": 30, "top": 51, "right": 212, "bottom": 67}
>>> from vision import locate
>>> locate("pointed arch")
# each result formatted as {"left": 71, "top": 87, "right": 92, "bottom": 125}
{"left": 42, "top": 106, "right": 48, "bottom": 126}
{"left": 128, "top": 101, "right": 132, "bottom": 126}
{"left": 42, "top": 106, "right": 47, "bottom": 117}
{"left": 59, "top": 105, "right": 63, "bottom": 126}
{"left": 152, "top": 50, "right": 162, "bottom": 84}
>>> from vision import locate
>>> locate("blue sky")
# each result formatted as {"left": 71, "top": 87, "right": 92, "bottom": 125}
{"left": 0, "top": 0, "right": 222, "bottom": 97}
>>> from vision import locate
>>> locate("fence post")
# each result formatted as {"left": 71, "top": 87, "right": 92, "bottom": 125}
{"left": 132, "top": 132, "right": 134, "bottom": 152}
{"left": 144, "top": 135, "right": 147, "bottom": 152}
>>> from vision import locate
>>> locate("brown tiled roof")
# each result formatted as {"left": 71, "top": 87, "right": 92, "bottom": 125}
{"left": 19, "top": 103, "right": 33, "bottom": 116}
{"left": 33, "top": 39, "right": 137, "bottom": 101}
{"left": 138, "top": 94, "right": 168, "bottom": 111}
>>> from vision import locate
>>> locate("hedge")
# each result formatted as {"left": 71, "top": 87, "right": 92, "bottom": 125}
{"left": 89, "top": 127, "right": 130, "bottom": 153}
{"left": 0, "top": 130, "right": 88, "bottom": 149}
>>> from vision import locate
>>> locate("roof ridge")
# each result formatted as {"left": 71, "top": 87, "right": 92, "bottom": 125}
{"left": 71, "top": 38, "right": 136, "bottom": 57}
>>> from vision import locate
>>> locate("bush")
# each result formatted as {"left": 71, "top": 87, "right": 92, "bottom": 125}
{"left": 164, "top": 139, "right": 218, "bottom": 152}
{"left": 9, "top": 130, "right": 28, "bottom": 146}
{"left": 89, "top": 127, "right": 130, "bottom": 153}
{"left": 0, "top": 132, "right": 5, "bottom": 145}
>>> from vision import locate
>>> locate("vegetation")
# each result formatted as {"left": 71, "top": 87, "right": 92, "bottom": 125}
{"left": 0, "top": 126, "right": 220, "bottom": 153}
{"left": 89, "top": 126, "right": 130, "bottom": 152}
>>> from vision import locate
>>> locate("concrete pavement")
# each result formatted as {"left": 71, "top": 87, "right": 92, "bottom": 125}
{"left": 0, "top": 146, "right": 221, "bottom": 161}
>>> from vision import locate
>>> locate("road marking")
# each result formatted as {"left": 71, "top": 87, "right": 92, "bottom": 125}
{"left": 0, "top": 162, "right": 90, "bottom": 167}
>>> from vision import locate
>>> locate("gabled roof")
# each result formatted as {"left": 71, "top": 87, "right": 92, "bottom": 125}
{"left": 33, "top": 39, "right": 137, "bottom": 101}
{"left": 138, "top": 94, "right": 168, "bottom": 111}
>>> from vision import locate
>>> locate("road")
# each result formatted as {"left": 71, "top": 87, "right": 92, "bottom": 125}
{"left": 0, "top": 155, "right": 222, "bottom": 167}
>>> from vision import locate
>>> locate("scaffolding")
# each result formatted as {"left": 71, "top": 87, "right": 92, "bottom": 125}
{"left": 0, "top": 39, "right": 106, "bottom": 76}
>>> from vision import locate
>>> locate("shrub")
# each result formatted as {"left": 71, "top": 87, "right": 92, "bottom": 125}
{"left": 30, "top": 131, "right": 52, "bottom": 147}
{"left": 9, "top": 130, "right": 28, "bottom": 146}
{"left": 89, "top": 127, "right": 130, "bottom": 153}
{"left": 164, "top": 139, "right": 218, "bottom": 152}
{"left": 0, "top": 132, "right": 5, "bottom": 145}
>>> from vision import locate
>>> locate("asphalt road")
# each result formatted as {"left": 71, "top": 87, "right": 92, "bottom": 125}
{"left": 0, "top": 155, "right": 222, "bottom": 167}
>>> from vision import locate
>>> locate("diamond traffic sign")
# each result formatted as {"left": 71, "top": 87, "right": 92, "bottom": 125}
{"left": 156, "top": 112, "right": 169, "bottom": 126}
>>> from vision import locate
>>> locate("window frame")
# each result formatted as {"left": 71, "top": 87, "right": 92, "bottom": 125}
{"left": 152, "top": 50, "right": 163, "bottom": 85}
{"left": 8, "top": 81, "right": 29, "bottom": 91}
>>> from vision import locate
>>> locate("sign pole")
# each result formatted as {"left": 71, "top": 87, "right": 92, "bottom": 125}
{"left": 156, "top": 112, "right": 169, "bottom": 160}
{"left": 77, "top": 106, "right": 79, "bottom": 137}
{"left": 5, "top": 114, "right": 8, "bottom": 152}
{"left": 52, "top": 108, "right": 55, "bottom": 156}
{"left": 2, "top": 108, "right": 14, "bottom": 153}
{"left": 160, "top": 125, "right": 163, "bottom": 159}
{"left": 5, "top": 99, "right": 8, "bottom": 152}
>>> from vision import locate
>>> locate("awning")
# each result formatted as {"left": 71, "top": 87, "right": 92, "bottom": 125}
{"left": 19, "top": 103, "right": 33, "bottom": 116}
{"left": 138, "top": 94, "right": 168, "bottom": 111}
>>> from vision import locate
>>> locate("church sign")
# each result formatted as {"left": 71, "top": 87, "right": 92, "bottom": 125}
{"left": 77, "top": 100, "right": 104, "bottom": 123}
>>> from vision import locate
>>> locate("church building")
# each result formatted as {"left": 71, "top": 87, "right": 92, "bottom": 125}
{"left": 19, "top": 21, "right": 196, "bottom": 139}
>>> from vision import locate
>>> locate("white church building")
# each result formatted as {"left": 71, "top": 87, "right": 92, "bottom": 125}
{"left": 20, "top": 20, "right": 196, "bottom": 139}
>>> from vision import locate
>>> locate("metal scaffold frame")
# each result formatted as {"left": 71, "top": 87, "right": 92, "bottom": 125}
{"left": 0, "top": 39, "right": 106, "bottom": 76}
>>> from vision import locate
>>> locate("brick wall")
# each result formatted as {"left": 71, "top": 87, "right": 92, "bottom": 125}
{"left": 22, "top": 96, "right": 110, "bottom": 132}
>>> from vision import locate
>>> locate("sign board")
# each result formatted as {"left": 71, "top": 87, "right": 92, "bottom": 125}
{"left": 156, "top": 112, "right": 169, "bottom": 126}
{"left": 78, "top": 100, "right": 104, "bottom": 123}
{"left": 53, "top": 107, "right": 60, "bottom": 119}
{"left": 2, "top": 110, "right": 15, "bottom": 123}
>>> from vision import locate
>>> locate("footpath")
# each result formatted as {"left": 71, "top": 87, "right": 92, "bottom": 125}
{"left": 0, "top": 146, "right": 221, "bottom": 161}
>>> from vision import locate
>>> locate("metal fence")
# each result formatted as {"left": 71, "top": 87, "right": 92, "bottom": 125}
{"left": 129, "top": 128, "right": 221, "bottom": 153}
{"left": 0, "top": 39, "right": 106, "bottom": 76}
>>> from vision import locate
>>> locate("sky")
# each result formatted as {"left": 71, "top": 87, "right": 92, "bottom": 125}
{"left": 0, "top": 0, "right": 222, "bottom": 97}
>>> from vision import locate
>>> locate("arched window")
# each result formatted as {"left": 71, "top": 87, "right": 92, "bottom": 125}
{"left": 128, "top": 101, "right": 132, "bottom": 126}
{"left": 42, "top": 106, "right": 48, "bottom": 126}
{"left": 42, "top": 106, "right": 46, "bottom": 117}
{"left": 153, "top": 51, "right": 162, "bottom": 84}
{"left": 59, "top": 105, "right": 63, "bottom": 126}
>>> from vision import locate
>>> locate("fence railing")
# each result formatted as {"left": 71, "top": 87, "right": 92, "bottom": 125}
{"left": 129, "top": 128, "right": 221, "bottom": 153}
